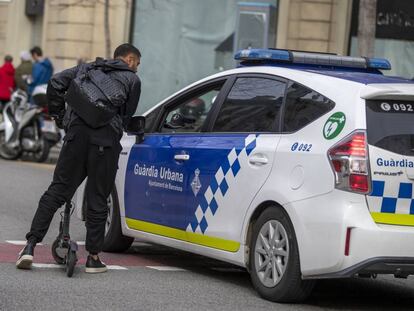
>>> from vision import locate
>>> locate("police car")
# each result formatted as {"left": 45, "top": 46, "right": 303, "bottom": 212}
{"left": 74, "top": 49, "right": 414, "bottom": 302}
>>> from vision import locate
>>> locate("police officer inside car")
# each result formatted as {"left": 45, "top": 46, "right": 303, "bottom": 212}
{"left": 16, "top": 43, "right": 141, "bottom": 273}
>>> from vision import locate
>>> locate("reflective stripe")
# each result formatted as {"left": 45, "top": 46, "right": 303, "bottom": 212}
{"left": 371, "top": 212, "right": 414, "bottom": 226}
{"left": 126, "top": 218, "right": 240, "bottom": 252}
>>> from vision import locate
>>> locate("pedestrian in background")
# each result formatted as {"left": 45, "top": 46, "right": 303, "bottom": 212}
{"left": 0, "top": 55, "right": 15, "bottom": 107}
{"left": 28, "top": 46, "right": 53, "bottom": 101}
{"left": 14, "top": 51, "right": 33, "bottom": 92}
{"left": 16, "top": 43, "right": 141, "bottom": 274}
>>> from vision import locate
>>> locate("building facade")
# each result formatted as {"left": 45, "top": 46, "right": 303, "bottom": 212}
{"left": 0, "top": 0, "right": 412, "bottom": 113}
{"left": 0, "top": 0, "right": 132, "bottom": 71}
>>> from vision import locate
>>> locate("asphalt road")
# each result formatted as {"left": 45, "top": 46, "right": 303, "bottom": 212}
{"left": 1, "top": 158, "right": 414, "bottom": 310}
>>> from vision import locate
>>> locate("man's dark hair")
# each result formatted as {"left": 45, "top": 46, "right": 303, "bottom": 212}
{"left": 4, "top": 55, "right": 13, "bottom": 63}
{"left": 113, "top": 43, "right": 141, "bottom": 59}
{"left": 30, "top": 46, "right": 43, "bottom": 57}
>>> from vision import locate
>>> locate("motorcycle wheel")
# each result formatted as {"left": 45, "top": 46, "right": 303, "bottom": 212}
{"left": 31, "top": 138, "right": 50, "bottom": 163}
{"left": 0, "top": 130, "right": 21, "bottom": 160}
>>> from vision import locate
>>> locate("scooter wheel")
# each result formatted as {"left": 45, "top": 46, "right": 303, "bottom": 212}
{"left": 51, "top": 239, "right": 65, "bottom": 265}
{"left": 66, "top": 249, "right": 77, "bottom": 278}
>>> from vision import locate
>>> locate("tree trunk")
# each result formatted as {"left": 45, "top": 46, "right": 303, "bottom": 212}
{"left": 358, "top": 0, "right": 377, "bottom": 57}
{"left": 104, "top": 0, "right": 111, "bottom": 59}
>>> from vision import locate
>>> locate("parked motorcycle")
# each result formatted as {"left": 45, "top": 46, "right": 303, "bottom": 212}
{"left": 0, "top": 86, "right": 61, "bottom": 162}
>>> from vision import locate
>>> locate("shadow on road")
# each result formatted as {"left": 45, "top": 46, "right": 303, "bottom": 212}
{"left": 308, "top": 277, "right": 414, "bottom": 310}
{"left": 127, "top": 243, "right": 414, "bottom": 309}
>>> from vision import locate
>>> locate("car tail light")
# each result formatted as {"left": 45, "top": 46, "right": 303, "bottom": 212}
{"left": 328, "top": 130, "right": 370, "bottom": 194}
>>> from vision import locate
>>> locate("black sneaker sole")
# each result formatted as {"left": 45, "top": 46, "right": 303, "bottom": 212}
{"left": 16, "top": 255, "right": 33, "bottom": 270}
{"left": 85, "top": 266, "right": 108, "bottom": 273}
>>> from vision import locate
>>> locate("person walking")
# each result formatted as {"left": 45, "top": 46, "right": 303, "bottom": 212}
{"left": 0, "top": 55, "right": 15, "bottom": 106}
{"left": 14, "top": 51, "right": 33, "bottom": 92}
{"left": 16, "top": 43, "right": 141, "bottom": 273}
{"left": 28, "top": 46, "right": 53, "bottom": 99}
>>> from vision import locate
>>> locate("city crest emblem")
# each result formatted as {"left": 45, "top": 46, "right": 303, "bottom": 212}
{"left": 191, "top": 169, "right": 202, "bottom": 196}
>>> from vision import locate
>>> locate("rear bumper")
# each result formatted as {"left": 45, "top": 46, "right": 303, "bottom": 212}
{"left": 304, "top": 257, "right": 414, "bottom": 279}
{"left": 285, "top": 190, "right": 414, "bottom": 278}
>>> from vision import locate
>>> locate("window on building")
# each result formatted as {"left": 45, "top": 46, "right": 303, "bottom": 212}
{"left": 213, "top": 77, "right": 286, "bottom": 132}
{"left": 349, "top": 0, "right": 414, "bottom": 79}
{"left": 283, "top": 82, "right": 335, "bottom": 132}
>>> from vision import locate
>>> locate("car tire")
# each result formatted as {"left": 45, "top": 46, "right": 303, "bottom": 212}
{"left": 249, "top": 206, "right": 315, "bottom": 303}
{"left": 84, "top": 186, "right": 134, "bottom": 253}
{"left": 102, "top": 187, "right": 134, "bottom": 252}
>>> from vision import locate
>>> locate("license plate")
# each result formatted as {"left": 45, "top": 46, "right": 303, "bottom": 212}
{"left": 41, "top": 120, "right": 56, "bottom": 133}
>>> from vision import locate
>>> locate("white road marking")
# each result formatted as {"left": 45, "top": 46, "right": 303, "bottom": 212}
{"left": 146, "top": 266, "right": 186, "bottom": 271}
{"left": 6, "top": 240, "right": 43, "bottom": 246}
{"left": 211, "top": 267, "right": 245, "bottom": 273}
{"left": 107, "top": 265, "right": 128, "bottom": 270}
{"left": 76, "top": 241, "right": 85, "bottom": 245}
{"left": 32, "top": 263, "right": 128, "bottom": 270}
{"left": 32, "top": 263, "right": 61, "bottom": 268}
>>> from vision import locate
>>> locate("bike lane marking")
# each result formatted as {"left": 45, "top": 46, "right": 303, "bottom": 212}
{"left": 0, "top": 243, "right": 164, "bottom": 267}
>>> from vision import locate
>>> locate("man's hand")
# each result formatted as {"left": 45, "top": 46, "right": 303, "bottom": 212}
{"left": 54, "top": 117, "right": 64, "bottom": 130}
{"left": 52, "top": 110, "right": 66, "bottom": 129}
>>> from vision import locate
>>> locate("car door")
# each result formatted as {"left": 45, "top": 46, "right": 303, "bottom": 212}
{"left": 185, "top": 75, "right": 287, "bottom": 248}
{"left": 124, "top": 78, "right": 229, "bottom": 236}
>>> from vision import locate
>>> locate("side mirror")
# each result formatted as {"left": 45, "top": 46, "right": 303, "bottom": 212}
{"left": 126, "top": 116, "right": 146, "bottom": 144}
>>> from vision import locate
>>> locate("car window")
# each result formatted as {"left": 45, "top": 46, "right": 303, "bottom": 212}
{"left": 366, "top": 100, "right": 414, "bottom": 156}
{"left": 212, "top": 77, "right": 286, "bottom": 132}
{"left": 144, "top": 106, "right": 162, "bottom": 133}
{"left": 160, "top": 83, "right": 224, "bottom": 133}
{"left": 283, "top": 82, "right": 335, "bottom": 132}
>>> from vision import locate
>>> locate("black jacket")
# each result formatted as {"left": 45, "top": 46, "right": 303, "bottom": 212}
{"left": 47, "top": 59, "right": 141, "bottom": 135}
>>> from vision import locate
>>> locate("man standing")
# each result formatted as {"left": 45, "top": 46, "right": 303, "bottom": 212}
{"left": 16, "top": 43, "right": 141, "bottom": 273}
{"left": 14, "top": 51, "right": 33, "bottom": 92}
{"left": 0, "top": 55, "right": 15, "bottom": 106}
{"left": 28, "top": 46, "right": 53, "bottom": 98}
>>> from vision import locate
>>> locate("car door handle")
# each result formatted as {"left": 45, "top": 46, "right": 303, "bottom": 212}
{"left": 249, "top": 155, "right": 268, "bottom": 165}
{"left": 174, "top": 154, "right": 190, "bottom": 161}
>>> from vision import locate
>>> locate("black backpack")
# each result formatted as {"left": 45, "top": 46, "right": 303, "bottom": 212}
{"left": 65, "top": 58, "right": 134, "bottom": 128}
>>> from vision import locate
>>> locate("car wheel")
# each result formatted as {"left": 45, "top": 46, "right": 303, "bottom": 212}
{"left": 84, "top": 186, "right": 134, "bottom": 252}
{"left": 102, "top": 187, "right": 134, "bottom": 252}
{"left": 249, "top": 206, "right": 315, "bottom": 303}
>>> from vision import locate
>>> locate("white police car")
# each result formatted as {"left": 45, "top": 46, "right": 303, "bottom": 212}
{"left": 74, "top": 49, "right": 414, "bottom": 302}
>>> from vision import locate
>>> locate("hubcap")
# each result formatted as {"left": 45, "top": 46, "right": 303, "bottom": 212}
{"left": 254, "top": 220, "right": 289, "bottom": 288}
{"left": 105, "top": 194, "right": 113, "bottom": 235}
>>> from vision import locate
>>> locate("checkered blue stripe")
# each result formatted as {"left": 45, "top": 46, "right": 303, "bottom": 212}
{"left": 369, "top": 180, "right": 414, "bottom": 214}
{"left": 188, "top": 135, "right": 258, "bottom": 234}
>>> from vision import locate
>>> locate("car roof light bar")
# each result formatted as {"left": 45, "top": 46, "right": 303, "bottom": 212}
{"left": 234, "top": 49, "right": 391, "bottom": 70}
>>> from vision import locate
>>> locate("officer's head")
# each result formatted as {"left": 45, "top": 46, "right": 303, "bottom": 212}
{"left": 179, "top": 98, "right": 206, "bottom": 121}
{"left": 30, "top": 46, "right": 43, "bottom": 61}
{"left": 114, "top": 43, "right": 141, "bottom": 72}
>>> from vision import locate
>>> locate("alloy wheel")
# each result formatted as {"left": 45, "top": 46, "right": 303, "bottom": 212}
{"left": 254, "top": 220, "right": 289, "bottom": 287}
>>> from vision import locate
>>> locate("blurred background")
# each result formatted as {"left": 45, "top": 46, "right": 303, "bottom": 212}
{"left": 0, "top": 0, "right": 413, "bottom": 113}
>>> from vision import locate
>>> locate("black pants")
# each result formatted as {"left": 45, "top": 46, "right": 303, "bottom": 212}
{"left": 26, "top": 124, "right": 121, "bottom": 254}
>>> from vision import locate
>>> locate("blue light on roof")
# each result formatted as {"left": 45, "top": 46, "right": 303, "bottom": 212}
{"left": 234, "top": 48, "right": 392, "bottom": 71}
{"left": 367, "top": 58, "right": 391, "bottom": 70}
{"left": 234, "top": 49, "right": 291, "bottom": 62}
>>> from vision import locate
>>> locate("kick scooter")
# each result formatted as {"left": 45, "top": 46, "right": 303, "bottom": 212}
{"left": 51, "top": 201, "right": 78, "bottom": 277}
